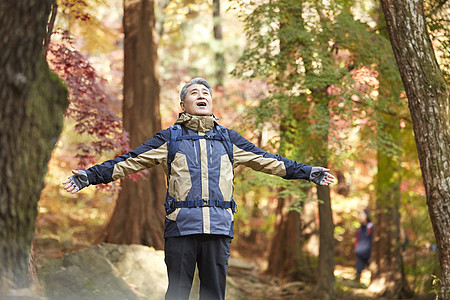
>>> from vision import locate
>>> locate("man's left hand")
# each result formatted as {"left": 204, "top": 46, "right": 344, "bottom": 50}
{"left": 310, "top": 167, "right": 335, "bottom": 186}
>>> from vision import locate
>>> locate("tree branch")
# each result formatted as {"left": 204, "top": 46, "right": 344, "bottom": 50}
{"left": 44, "top": 1, "right": 58, "bottom": 53}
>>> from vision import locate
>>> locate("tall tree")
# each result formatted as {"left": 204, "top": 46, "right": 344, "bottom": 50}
{"left": 264, "top": 1, "right": 314, "bottom": 282}
{"left": 266, "top": 188, "right": 307, "bottom": 280}
{"left": 234, "top": 2, "right": 340, "bottom": 296}
{"left": 369, "top": 8, "right": 412, "bottom": 296}
{"left": 0, "top": 0, "right": 67, "bottom": 291}
{"left": 315, "top": 95, "right": 335, "bottom": 299}
{"left": 372, "top": 107, "right": 411, "bottom": 297}
{"left": 212, "top": 0, "right": 225, "bottom": 87}
{"left": 380, "top": 0, "right": 450, "bottom": 298}
{"left": 102, "top": 0, "right": 166, "bottom": 248}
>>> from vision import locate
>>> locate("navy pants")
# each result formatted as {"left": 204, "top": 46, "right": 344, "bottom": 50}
{"left": 164, "top": 234, "right": 232, "bottom": 300}
{"left": 356, "top": 254, "right": 370, "bottom": 274}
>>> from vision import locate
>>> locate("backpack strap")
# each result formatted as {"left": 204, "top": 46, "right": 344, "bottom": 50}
{"left": 165, "top": 196, "right": 237, "bottom": 214}
{"left": 215, "top": 125, "right": 234, "bottom": 164}
{"left": 168, "top": 124, "right": 182, "bottom": 175}
{"left": 168, "top": 124, "right": 233, "bottom": 170}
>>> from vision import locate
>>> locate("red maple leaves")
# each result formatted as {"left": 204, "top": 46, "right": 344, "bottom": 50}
{"left": 47, "top": 40, "right": 130, "bottom": 169}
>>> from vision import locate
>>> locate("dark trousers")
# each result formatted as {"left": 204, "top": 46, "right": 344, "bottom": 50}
{"left": 356, "top": 254, "right": 370, "bottom": 274}
{"left": 164, "top": 234, "right": 232, "bottom": 300}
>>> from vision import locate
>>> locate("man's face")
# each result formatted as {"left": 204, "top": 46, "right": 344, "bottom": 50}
{"left": 180, "top": 84, "right": 213, "bottom": 116}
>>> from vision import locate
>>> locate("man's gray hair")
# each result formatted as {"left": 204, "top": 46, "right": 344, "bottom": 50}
{"left": 180, "top": 78, "right": 212, "bottom": 101}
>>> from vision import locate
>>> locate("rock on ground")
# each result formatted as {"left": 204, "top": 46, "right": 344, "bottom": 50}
{"left": 39, "top": 244, "right": 141, "bottom": 300}
{"left": 38, "top": 243, "right": 247, "bottom": 300}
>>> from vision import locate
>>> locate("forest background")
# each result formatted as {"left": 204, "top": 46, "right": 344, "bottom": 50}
{"left": 4, "top": 0, "right": 448, "bottom": 299}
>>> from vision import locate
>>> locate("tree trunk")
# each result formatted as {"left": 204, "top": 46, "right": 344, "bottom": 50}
{"left": 300, "top": 198, "right": 319, "bottom": 258}
{"left": 316, "top": 185, "right": 335, "bottom": 299}
{"left": 371, "top": 145, "right": 411, "bottom": 297}
{"left": 315, "top": 165, "right": 336, "bottom": 299}
{"left": 266, "top": 195, "right": 303, "bottom": 280}
{"left": 266, "top": 1, "right": 310, "bottom": 281}
{"left": 314, "top": 95, "right": 336, "bottom": 299}
{"left": 213, "top": 0, "right": 225, "bottom": 88}
{"left": 103, "top": 0, "right": 165, "bottom": 249}
{"left": 0, "top": 0, "right": 68, "bottom": 290}
{"left": 370, "top": 35, "right": 412, "bottom": 297}
{"left": 380, "top": 0, "right": 450, "bottom": 298}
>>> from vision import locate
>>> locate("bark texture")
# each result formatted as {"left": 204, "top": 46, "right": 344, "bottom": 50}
{"left": 0, "top": 0, "right": 68, "bottom": 289}
{"left": 213, "top": 0, "right": 225, "bottom": 87}
{"left": 314, "top": 97, "right": 335, "bottom": 298}
{"left": 372, "top": 147, "right": 411, "bottom": 298}
{"left": 370, "top": 41, "right": 411, "bottom": 297}
{"left": 266, "top": 195, "right": 303, "bottom": 280}
{"left": 266, "top": 107, "right": 312, "bottom": 281}
{"left": 266, "top": 3, "right": 316, "bottom": 281}
{"left": 310, "top": 93, "right": 335, "bottom": 299}
{"left": 380, "top": 0, "right": 450, "bottom": 298}
{"left": 316, "top": 185, "right": 336, "bottom": 299}
{"left": 103, "top": 0, "right": 165, "bottom": 249}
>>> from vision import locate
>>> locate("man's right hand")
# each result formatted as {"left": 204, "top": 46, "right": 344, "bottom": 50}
{"left": 62, "top": 170, "right": 90, "bottom": 194}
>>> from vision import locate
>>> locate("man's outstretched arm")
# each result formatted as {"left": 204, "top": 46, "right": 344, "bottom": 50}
{"left": 62, "top": 129, "right": 170, "bottom": 193}
{"left": 228, "top": 129, "right": 335, "bottom": 186}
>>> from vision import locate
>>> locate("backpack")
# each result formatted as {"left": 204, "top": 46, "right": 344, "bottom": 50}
{"left": 167, "top": 124, "right": 233, "bottom": 175}
{"left": 164, "top": 124, "right": 236, "bottom": 213}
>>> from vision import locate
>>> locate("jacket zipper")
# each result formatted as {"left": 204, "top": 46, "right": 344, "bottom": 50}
{"left": 193, "top": 140, "right": 198, "bottom": 165}
{"left": 209, "top": 140, "right": 213, "bottom": 165}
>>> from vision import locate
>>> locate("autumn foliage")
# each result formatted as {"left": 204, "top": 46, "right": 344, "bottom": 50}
{"left": 47, "top": 38, "right": 129, "bottom": 169}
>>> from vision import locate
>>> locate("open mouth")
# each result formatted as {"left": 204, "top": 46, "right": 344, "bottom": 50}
{"left": 197, "top": 102, "right": 207, "bottom": 107}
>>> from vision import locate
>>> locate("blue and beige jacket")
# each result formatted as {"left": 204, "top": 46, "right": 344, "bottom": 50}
{"left": 85, "top": 113, "right": 312, "bottom": 238}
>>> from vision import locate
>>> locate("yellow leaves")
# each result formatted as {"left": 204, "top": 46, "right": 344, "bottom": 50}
{"left": 165, "top": 1, "right": 191, "bottom": 16}
{"left": 56, "top": 0, "right": 120, "bottom": 54}
{"left": 76, "top": 17, "right": 119, "bottom": 54}
{"left": 161, "top": 0, "right": 208, "bottom": 37}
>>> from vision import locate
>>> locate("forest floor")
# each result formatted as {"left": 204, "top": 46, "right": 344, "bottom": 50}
{"left": 226, "top": 262, "right": 375, "bottom": 300}
{"left": 31, "top": 239, "right": 415, "bottom": 300}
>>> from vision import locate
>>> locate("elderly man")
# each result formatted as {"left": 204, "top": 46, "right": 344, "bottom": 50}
{"left": 63, "top": 77, "right": 335, "bottom": 300}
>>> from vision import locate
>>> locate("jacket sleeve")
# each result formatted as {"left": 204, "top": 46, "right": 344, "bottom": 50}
{"left": 85, "top": 128, "right": 170, "bottom": 185}
{"left": 228, "top": 129, "right": 312, "bottom": 180}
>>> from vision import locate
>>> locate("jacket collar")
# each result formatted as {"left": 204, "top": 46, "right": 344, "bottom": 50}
{"left": 175, "top": 112, "right": 219, "bottom": 132}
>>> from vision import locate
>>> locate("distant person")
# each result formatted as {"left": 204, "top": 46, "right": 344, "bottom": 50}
{"left": 62, "top": 77, "right": 335, "bottom": 300}
{"left": 354, "top": 209, "right": 374, "bottom": 283}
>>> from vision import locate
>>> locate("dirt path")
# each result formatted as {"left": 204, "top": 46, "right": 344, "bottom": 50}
{"left": 227, "top": 260, "right": 376, "bottom": 300}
